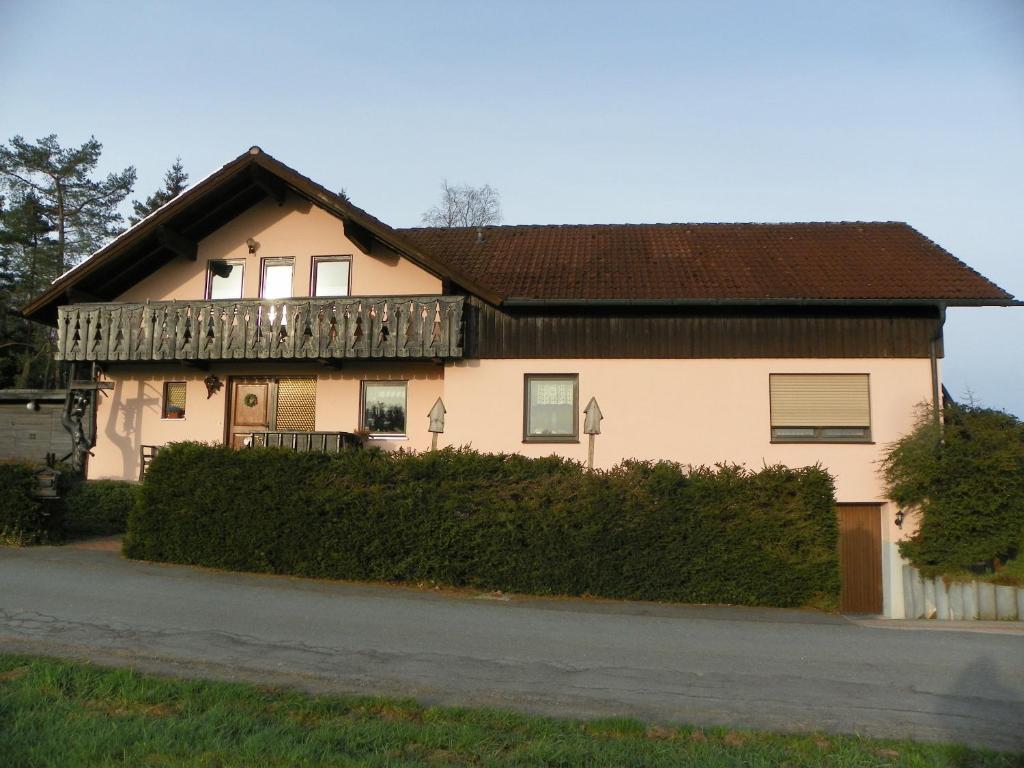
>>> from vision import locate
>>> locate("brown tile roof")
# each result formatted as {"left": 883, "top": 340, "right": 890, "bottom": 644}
{"left": 398, "top": 222, "right": 1014, "bottom": 304}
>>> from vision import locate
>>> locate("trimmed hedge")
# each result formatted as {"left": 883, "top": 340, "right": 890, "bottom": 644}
{"left": 63, "top": 480, "right": 139, "bottom": 538}
{"left": 883, "top": 403, "right": 1024, "bottom": 575}
{"left": 126, "top": 443, "right": 840, "bottom": 607}
{"left": 0, "top": 462, "right": 61, "bottom": 545}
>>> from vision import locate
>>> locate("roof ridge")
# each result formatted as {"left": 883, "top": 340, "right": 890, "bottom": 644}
{"left": 397, "top": 221, "right": 910, "bottom": 231}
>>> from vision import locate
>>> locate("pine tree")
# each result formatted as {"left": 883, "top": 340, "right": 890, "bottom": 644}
{"left": 129, "top": 157, "right": 189, "bottom": 225}
{"left": 0, "top": 134, "right": 135, "bottom": 387}
{"left": 0, "top": 192, "right": 59, "bottom": 387}
{"left": 0, "top": 134, "right": 136, "bottom": 274}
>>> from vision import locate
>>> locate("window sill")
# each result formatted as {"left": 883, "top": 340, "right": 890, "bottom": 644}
{"left": 367, "top": 434, "right": 408, "bottom": 441}
{"left": 523, "top": 437, "right": 580, "bottom": 445}
{"left": 770, "top": 439, "right": 875, "bottom": 445}
{"left": 160, "top": 417, "right": 187, "bottom": 422}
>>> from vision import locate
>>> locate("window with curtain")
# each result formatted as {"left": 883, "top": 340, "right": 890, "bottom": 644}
{"left": 524, "top": 374, "right": 578, "bottom": 442}
{"left": 162, "top": 381, "right": 187, "bottom": 419}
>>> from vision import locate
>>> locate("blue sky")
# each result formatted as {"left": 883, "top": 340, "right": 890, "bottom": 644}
{"left": 2, "top": 0, "right": 1022, "bottom": 414}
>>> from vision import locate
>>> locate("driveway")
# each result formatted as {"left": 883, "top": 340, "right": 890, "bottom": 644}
{"left": 1, "top": 543, "right": 1022, "bottom": 750}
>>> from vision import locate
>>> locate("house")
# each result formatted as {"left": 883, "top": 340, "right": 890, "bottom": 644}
{"left": 22, "top": 146, "right": 1017, "bottom": 617}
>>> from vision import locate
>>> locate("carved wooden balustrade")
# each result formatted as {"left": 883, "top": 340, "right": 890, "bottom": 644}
{"left": 55, "top": 296, "right": 465, "bottom": 362}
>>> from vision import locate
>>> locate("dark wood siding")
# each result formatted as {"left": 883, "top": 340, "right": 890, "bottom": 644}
{"left": 463, "top": 299, "right": 942, "bottom": 359}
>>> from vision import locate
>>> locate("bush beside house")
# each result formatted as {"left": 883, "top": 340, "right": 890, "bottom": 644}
{"left": 0, "top": 461, "right": 62, "bottom": 544}
{"left": 126, "top": 443, "right": 840, "bottom": 608}
{"left": 883, "top": 403, "right": 1024, "bottom": 578}
{"left": 61, "top": 479, "right": 139, "bottom": 538}
{"left": 0, "top": 462, "right": 136, "bottom": 544}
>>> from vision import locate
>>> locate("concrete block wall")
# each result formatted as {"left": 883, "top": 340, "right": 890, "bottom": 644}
{"left": 902, "top": 565, "right": 1023, "bottom": 621}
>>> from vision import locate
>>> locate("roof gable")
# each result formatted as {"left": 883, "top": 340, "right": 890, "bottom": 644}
{"left": 22, "top": 147, "right": 499, "bottom": 322}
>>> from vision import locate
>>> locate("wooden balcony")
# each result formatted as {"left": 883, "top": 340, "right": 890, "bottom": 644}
{"left": 55, "top": 295, "right": 465, "bottom": 363}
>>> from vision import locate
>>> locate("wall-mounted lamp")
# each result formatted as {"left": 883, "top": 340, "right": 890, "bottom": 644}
{"left": 204, "top": 374, "right": 223, "bottom": 399}
{"left": 246, "top": 237, "right": 259, "bottom": 254}
{"left": 895, "top": 509, "right": 906, "bottom": 529}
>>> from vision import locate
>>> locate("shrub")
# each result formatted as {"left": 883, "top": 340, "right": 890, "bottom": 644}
{"left": 883, "top": 403, "right": 1024, "bottom": 575}
{"left": 62, "top": 480, "right": 139, "bottom": 538}
{"left": 0, "top": 461, "right": 62, "bottom": 545}
{"left": 126, "top": 443, "right": 839, "bottom": 608}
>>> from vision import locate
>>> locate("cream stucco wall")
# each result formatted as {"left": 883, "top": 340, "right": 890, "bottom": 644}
{"left": 116, "top": 193, "right": 441, "bottom": 303}
{"left": 89, "top": 362, "right": 442, "bottom": 481}
{"left": 441, "top": 357, "right": 931, "bottom": 504}
{"left": 90, "top": 355, "right": 929, "bottom": 618}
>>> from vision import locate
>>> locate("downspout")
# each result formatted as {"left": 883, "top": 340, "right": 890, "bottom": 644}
{"left": 929, "top": 304, "right": 947, "bottom": 424}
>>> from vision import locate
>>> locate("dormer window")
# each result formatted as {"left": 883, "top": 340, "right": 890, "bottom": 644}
{"left": 312, "top": 256, "right": 351, "bottom": 297}
{"left": 260, "top": 257, "right": 294, "bottom": 299}
{"left": 207, "top": 260, "right": 244, "bottom": 300}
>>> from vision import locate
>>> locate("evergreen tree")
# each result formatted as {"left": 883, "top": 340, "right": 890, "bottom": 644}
{"left": 0, "top": 134, "right": 135, "bottom": 388}
{"left": 0, "top": 192, "right": 59, "bottom": 387}
{"left": 129, "top": 157, "right": 188, "bottom": 225}
{"left": 0, "top": 134, "right": 136, "bottom": 273}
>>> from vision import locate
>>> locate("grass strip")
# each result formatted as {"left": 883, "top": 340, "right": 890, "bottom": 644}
{"left": 0, "top": 654, "right": 1019, "bottom": 767}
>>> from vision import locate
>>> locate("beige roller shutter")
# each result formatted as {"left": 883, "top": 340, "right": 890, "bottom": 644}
{"left": 770, "top": 374, "right": 870, "bottom": 427}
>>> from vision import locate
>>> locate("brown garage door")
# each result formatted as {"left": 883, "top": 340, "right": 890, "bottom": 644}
{"left": 837, "top": 503, "right": 883, "bottom": 614}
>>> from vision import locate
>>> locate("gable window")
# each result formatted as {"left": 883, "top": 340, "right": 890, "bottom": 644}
{"left": 260, "top": 257, "right": 294, "bottom": 299}
{"left": 769, "top": 374, "right": 871, "bottom": 442}
{"left": 312, "top": 256, "right": 351, "bottom": 297}
{"left": 207, "top": 260, "right": 244, "bottom": 300}
{"left": 524, "top": 374, "right": 578, "bottom": 442}
{"left": 361, "top": 381, "right": 407, "bottom": 437}
{"left": 162, "top": 381, "right": 187, "bottom": 419}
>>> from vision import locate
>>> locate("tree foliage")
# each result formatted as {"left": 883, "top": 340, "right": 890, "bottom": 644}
{"left": 0, "top": 135, "right": 135, "bottom": 388}
{"left": 129, "top": 158, "right": 188, "bottom": 225}
{"left": 883, "top": 403, "right": 1024, "bottom": 574}
{"left": 421, "top": 180, "right": 501, "bottom": 227}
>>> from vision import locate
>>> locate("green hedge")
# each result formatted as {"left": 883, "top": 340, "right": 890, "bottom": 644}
{"left": 883, "top": 403, "right": 1024, "bottom": 575}
{"left": 125, "top": 443, "right": 840, "bottom": 608}
{"left": 0, "top": 462, "right": 61, "bottom": 545}
{"left": 62, "top": 480, "right": 139, "bottom": 538}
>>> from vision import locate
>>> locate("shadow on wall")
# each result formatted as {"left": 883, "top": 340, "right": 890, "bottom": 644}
{"left": 103, "top": 377, "right": 157, "bottom": 479}
{"left": 936, "top": 656, "right": 1024, "bottom": 751}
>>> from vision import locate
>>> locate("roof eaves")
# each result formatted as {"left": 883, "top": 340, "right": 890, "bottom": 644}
{"left": 20, "top": 148, "right": 259, "bottom": 321}
{"left": 502, "top": 297, "right": 1022, "bottom": 308}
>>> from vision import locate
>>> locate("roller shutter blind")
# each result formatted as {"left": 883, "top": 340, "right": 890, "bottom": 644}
{"left": 770, "top": 374, "right": 870, "bottom": 427}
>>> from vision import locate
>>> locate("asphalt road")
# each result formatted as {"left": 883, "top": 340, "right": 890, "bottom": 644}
{"left": 1, "top": 543, "right": 1022, "bottom": 750}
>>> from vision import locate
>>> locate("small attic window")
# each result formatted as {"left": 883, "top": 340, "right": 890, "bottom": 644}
{"left": 312, "top": 256, "right": 351, "bottom": 297}
{"left": 207, "top": 260, "right": 244, "bottom": 300}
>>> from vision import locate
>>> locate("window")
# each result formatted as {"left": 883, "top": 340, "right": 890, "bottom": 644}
{"left": 524, "top": 374, "right": 578, "bottom": 442}
{"left": 312, "top": 256, "right": 351, "bottom": 297}
{"left": 207, "top": 260, "right": 244, "bottom": 299}
{"left": 260, "top": 257, "right": 294, "bottom": 299}
{"left": 769, "top": 374, "right": 871, "bottom": 442}
{"left": 361, "top": 381, "right": 407, "bottom": 436}
{"left": 274, "top": 377, "right": 316, "bottom": 431}
{"left": 162, "top": 381, "right": 187, "bottom": 419}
